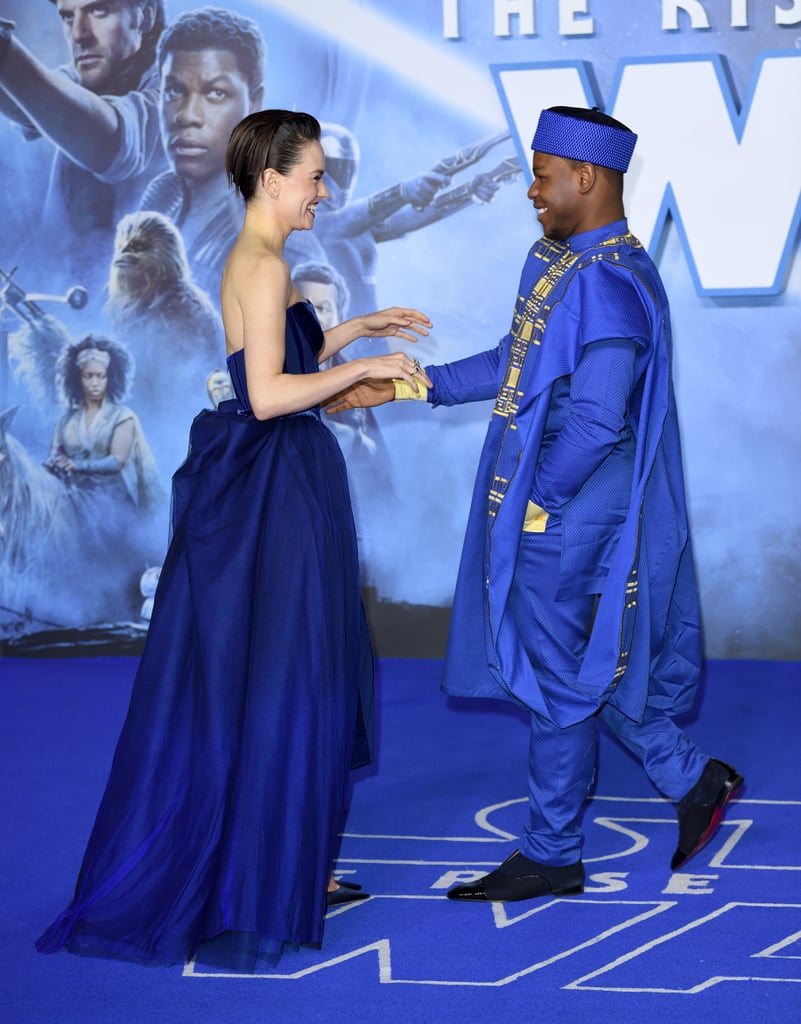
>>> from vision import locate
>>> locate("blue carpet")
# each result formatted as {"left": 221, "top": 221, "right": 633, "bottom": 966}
{"left": 2, "top": 657, "right": 800, "bottom": 1023}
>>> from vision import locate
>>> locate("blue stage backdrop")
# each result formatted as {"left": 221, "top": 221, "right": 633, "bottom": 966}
{"left": 0, "top": 1, "right": 799, "bottom": 658}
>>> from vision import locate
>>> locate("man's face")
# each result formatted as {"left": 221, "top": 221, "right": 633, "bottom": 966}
{"left": 297, "top": 280, "right": 340, "bottom": 332}
{"left": 56, "top": 1, "right": 147, "bottom": 92}
{"left": 527, "top": 151, "right": 584, "bottom": 241}
{"left": 160, "top": 49, "right": 255, "bottom": 185}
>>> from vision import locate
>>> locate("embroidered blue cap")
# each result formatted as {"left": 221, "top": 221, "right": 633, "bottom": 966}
{"left": 531, "top": 107, "right": 637, "bottom": 173}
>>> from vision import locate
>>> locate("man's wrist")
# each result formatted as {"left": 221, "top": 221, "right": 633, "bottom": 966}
{"left": 393, "top": 378, "right": 429, "bottom": 402}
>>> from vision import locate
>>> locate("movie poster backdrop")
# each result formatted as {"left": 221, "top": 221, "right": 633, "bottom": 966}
{"left": 0, "top": 0, "right": 799, "bottom": 658}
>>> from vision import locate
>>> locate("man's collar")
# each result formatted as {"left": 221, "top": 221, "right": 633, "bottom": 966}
{"left": 566, "top": 218, "right": 629, "bottom": 251}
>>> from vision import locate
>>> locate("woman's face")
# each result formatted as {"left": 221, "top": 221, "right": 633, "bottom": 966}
{"left": 80, "top": 360, "right": 109, "bottom": 402}
{"left": 276, "top": 140, "right": 330, "bottom": 232}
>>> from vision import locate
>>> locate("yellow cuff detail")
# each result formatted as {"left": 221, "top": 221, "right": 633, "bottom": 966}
{"left": 522, "top": 500, "right": 549, "bottom": 533}
{"left": 393, "top": 378, "right": 429, "bottom": 401}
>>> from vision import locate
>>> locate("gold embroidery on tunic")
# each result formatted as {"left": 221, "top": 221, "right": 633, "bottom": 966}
{"left": 488, "top": 234, "right": 639, "bottom": 524}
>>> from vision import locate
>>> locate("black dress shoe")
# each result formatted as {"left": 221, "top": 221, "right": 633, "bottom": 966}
{"left": 671, "top": 758, "right": 744, "bottom": 870}
{"left": 326, "top": 884, "right": 370, "bottom": 907}
{"left": 447, "top": 851, "right": 584, "bottom": 903}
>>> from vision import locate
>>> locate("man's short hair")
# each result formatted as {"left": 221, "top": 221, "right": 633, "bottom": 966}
{"left": 292, "top": 261, "right": 351, "bottom": 319}
{"left": 156, "top": 6, "right": 266, "bottom": 96}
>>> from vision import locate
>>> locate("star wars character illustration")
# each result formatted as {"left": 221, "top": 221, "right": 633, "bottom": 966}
{"left": 205, "top": 368, "right": 234, "bottom": 409}
{"left": 1, "top": 332, "right": 164, "bottom": 638}
{"left": 291, "top": 258, "right": 395, "bottom": 587}
{"left": 292, "top": 259, "right": 386, "bottom": 458}
{"left": 0, "top": 403, "right": 83, "bottom": 636}
{"left": 1, "top": 264, "right": 87, "bottom": 421}
{"left": 104, "top": 209, "right": 225, "bottom": 477}
{"left": 0, "top": 2, "right": 167, "bottom": 293}
{"left": 138, "top": 564, "right": 160, "bottom": 621}
{"left": 314, "top": 123, "right": 521, "bottom": 316}
{"left": 44, "top": 334, "right": 162, "bottom": 514}
{"left": 138, "top": 6, "right": 324, "bottom": 305}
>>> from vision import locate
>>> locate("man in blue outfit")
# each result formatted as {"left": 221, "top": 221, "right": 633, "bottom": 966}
{"left": 328, "top": 106, "right": 744, "bottom": 902}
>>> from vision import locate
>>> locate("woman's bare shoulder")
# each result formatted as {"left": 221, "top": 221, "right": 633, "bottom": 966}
{"left": 227, "top": 238, "right": 287, "bottom": 274}
{"left": 224, "top": 247, "right": 289, "bottom": 306}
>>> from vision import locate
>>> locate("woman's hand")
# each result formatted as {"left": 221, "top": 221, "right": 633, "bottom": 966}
{"left": 356, "top": 351, "right": 433, "bottom": 390}
{"left": 319, "top": 307, "right": 432, "bottom": 363}
{"left": 358, "top": 307, "right": 432, "bottom": 343}
{"left": 325, "top": 350, "right": 432, "bottom": 414}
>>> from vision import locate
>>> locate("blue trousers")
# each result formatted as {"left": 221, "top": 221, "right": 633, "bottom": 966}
{"left": 508, "top": 526, "right": 707, "bottom": 866}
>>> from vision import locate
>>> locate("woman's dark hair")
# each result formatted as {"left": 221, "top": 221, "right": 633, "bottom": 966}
{"left": 226, "top": 110, "right": 321, "bottom": 202}
{"left": 58, "top": 334, "right": 132, "bottom": 406}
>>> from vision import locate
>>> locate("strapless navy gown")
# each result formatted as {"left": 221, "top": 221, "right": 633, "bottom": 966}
{"left": 36, "top": 302, "right": 374, "bottom": 968}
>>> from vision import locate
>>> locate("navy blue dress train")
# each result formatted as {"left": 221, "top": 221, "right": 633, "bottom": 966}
{"left": 36, "top": 302, "right": 374, "bottom": 968}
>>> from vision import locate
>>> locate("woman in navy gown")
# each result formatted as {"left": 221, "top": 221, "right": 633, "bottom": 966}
{"left": 36, "top": 110, "right": 432, "bottom": 969}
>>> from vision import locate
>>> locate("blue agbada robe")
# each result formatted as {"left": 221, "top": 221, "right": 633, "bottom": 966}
{"left": 431, "top": 221, "right": 701, "bottom": 726}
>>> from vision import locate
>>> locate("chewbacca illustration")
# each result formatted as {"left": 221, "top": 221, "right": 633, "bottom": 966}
{"left": 104, "top": 212, "right": 226, "bottom": 475}
{"left": 106, "top": 211, "right": 223, "bottom": 351}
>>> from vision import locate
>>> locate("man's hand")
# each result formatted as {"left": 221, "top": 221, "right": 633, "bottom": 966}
{"left": 325, "top": 379, "right": 395, "bottom": 415}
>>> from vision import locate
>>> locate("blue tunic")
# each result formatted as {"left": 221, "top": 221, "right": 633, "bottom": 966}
{"left": 430, "top": 221, "right": 701, "bottom": 726}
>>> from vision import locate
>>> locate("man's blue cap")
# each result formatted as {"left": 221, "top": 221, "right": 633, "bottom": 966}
{"left": 531, "top": 107, "right": 637, "bottom": 173}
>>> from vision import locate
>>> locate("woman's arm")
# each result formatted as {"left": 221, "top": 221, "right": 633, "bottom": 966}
{"left": 325, "top": 342, "right": 504, "bottom": 415}
{"left": 232, "top": 255, "right": 431, "bottom": 421}
{"left": 318, "top": 307, "right": 432, "bottom": 362}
